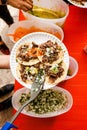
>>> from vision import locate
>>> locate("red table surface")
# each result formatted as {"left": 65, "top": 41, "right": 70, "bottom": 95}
{"left": 14, "top": 6, "right": 87, "bottom": 130}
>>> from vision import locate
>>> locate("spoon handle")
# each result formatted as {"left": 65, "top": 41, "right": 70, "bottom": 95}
{"left": 1, "top": 121, "right": 17, "bottom": 130}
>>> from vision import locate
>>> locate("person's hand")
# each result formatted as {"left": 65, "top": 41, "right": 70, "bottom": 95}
{"left": 0, "top": 55, "right": 10, "bottom": 69}
{"left": 7, "top": 0, "right": 33, "bottom": 12}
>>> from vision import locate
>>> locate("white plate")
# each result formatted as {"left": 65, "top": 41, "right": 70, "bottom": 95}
{"left": 10, "top": 32, "right": 69, "bottom": 89}
{"left": 68, "top": 0, "right": 87, "bottom": 8}
{"left": 12, "top": 86, "right": 73, "bottom": 118}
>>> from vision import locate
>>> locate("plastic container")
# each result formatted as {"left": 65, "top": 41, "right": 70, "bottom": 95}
{"left": 8, "top": 20, "right": 64, "bottom": 43}
{"left": 23, "top": 0, "right": 69, "bottom": 27}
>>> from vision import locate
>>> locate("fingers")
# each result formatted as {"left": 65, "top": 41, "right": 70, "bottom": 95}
{"left": 20, "top": 5, "right": 29, "bottom": 12}
{"left": 26, "top": 0, "right": 33, "bottom": 9}
{"left": 23, "top": 4, "right": 33, "bottom": 11}
{"left": 22, "top": 0, "right": 33, "bottom": 11}
{"left": 19, "top": 0, "right": 33, "bottom": 11}
{"left": 26, "top": 0, "right": 33, "bottom": 5}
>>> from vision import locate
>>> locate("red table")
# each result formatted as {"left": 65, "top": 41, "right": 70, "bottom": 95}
{"left": 14, "top": 6, "right": 87, "bottom": 130}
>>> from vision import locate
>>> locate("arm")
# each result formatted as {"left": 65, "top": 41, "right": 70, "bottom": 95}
{"left": 0, "top": 55, "right": 10, "bottom": 69}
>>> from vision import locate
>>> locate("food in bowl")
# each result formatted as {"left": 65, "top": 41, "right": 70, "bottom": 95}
{"left": 12, "top": 86, "right": 73, "bottom": 118}
{"left": 19, "top": 88, "right": 68, "bottom": 114}
{"left": 67, "top": 69, "right": 72, "bottom": 76}
{"left": 65, "top": 56, "right": 78, "bottom": 80}
{"left": 28, "top": 5, "right": 66, "bottom": 19}
{"left": 16, "top": 40, "right": 67, "bottom": 85}
{"left": 12, "top": 86, "right": 73, "bottom": 117}
{"left": 23, "top": 0, "right": 69, "bottom": 27}
{"left": 8, "top": 20, "right": 64, "bottom": 43}
{"left": 8, "top": 26, "right": 62, "bottom": 42}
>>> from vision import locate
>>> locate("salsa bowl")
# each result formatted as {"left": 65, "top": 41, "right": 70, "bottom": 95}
{"left": 23, "top": 0, "right": 69, "bottom": 27}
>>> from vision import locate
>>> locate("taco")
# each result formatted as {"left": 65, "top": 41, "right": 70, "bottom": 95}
{"left": 16, "top": 62, "right": 43, "bottom": 84}
{"left": 16, "top": 42, "right": 41, "bottom": 66}
{"left": 16, "top": 59, "right": 67, "bottom": 86}
{"left": 44, "top": 61, "right": 67, "bottom": 85}
{"left": 38, "top": 40, "right": 64, "bottom": 65}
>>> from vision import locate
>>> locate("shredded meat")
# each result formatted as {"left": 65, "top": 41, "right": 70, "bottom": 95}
{"left": 17, "top": 43, "right": 38, "bottom": 62}
{"left": 39, "top": 40, "right": 61, "bottom": 64}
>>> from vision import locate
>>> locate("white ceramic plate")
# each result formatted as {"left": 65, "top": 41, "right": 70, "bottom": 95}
{"left": 68, "top": 0, "right": 87, "bottom": 8}
{"left": 10, "top": 32, "right": 69, "bottom": 89}
{"left": 12, "top": 86, "right": 73, "bottom": 118}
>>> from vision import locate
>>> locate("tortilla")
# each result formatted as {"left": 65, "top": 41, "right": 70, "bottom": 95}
{"left": 16, "top": 60, "right": 67, "bottom": 86}
{"left": 16, "top": 62, "right": 43, "bottom": 84}
{"left": 45, "top": 61, "right": 67, "bottom": 85}
{"left": 16, "top": 42, "right": 40, "bottom": 66}
{"left": 38, "top": 40, "right": 64, "bottom": 65}
{"left": 16, "top": 64, "right": 33, "bottom": 84}
{"left": 16, "top": 58, "right": 39, "bottom": 66}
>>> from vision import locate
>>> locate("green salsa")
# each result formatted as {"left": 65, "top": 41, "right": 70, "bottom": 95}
{"left": 28, "top": 6, "right": 65, "bottom": 19}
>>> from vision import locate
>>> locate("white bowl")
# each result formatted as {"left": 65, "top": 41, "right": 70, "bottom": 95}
{"left": 23, "top": 0, "right": 69, "bottom": 27}
{"left": 12, "top": 86, "right": 73, "bottom": 118}
{"left": 66, "top": 56, "right": 78, "bottom": 80}
{"left": 10, "top": 32, "right": 69, "bottom": 90}
{"left": 8, "top": 20, "right": 64, "bottom": 43}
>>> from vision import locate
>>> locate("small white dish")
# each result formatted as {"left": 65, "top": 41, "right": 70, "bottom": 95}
{"left": 66, "top": 56, "right": 78, "bottom": 80}
{"left": 12, "top": 86, "right": 73, "bottom": 118}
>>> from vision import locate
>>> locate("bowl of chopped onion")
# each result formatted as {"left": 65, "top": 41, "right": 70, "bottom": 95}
{"left": 12, "top": 86, "right": 73, "bottom": 118}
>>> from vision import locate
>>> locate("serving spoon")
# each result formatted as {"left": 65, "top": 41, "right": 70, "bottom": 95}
{"left": 1, "top": 69, "right": 45, "bottom": 130}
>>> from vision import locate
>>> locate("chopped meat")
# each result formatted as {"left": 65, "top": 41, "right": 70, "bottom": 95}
{"left": 39, "top": 40, "right": 62, "bottom": 64}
